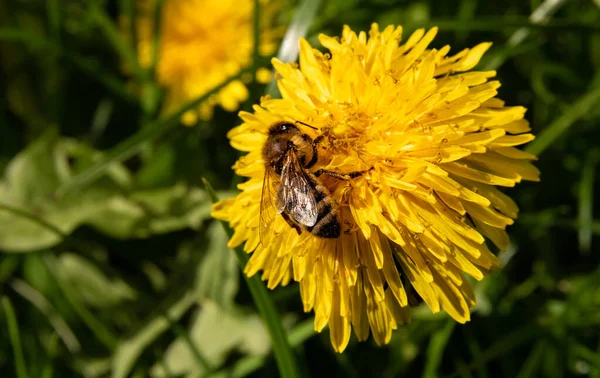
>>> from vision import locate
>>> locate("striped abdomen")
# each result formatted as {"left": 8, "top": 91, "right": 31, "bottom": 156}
{"left": 303, "top": 174, "right": 340, "bottom": 238}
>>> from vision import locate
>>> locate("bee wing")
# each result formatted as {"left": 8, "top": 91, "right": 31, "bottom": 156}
{"left": 279, "top": 153, "right": 319, "bottom": 227}
{"left": 259, "top": 168, "right": 280, "bottom": 245}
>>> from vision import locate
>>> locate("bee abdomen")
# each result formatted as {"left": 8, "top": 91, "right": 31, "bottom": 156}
{"left": 307, "top": 203, "right": 340, "bottom": 238}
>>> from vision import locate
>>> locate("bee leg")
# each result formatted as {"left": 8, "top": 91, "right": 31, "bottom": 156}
{"left": 314, "top": 167, "right": 373, "bottom": 180}
{"left": 280, "top": 212, "right": 302, "bottom": 235}
{"left": 305, "top": 135, "right": 324, "bottom": 169}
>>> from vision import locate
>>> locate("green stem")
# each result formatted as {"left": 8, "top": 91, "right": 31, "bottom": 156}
{"left": 202, "top": 178, "right": 301, "bottom": 378}
{"left": 2, "top": 297, "right": 30, "bottom": 378}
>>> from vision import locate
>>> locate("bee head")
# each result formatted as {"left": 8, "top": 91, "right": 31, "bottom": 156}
{"left": 268, "top": 122, "right": 300, "bottom": 136}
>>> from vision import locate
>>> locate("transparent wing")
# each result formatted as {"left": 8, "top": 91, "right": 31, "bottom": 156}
{"left": 259, "top": 168, "right": 279, "bottom": 245}
{"left": 279, "top": 153, "right": 319, "bottom": 227}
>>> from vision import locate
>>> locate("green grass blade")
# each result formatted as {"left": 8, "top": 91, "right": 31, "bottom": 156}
{"left": 119, "top": 0, "right": 138, "bottom": 61}
{"left": 423, "top": 320, "right": 456, "bottom": 378}
{"left": 454, "top": 0, "right": 477, "bottom": 43}
{"left": 112, "top": 291, "right": 197, "bottom": 378}
{"left": 89, "top": 4, "right": 145, "bottom": 80}
{"left": 42, "top": 255, "right": 118, "bottom": 350}
{"left": 2, "top": 296, "right": 30, "bottom": 378}
{"left": 526, "top": 84, "right": 600, "bottom": 156}
{"left": 573, "top": 342, "right": 600, "bottom": 371}
{"left": 0, "top": 28, "right": 51, "bottom": 47}
{"left": 0, "top": 28, "right": 137, "bottom": 104}
{"left": 140, "top": 0, "right": 164, "bottom": 116}
{"left": 56, "top": 67, "right": 250, "bottom": 197}
{"left": 9, "top": 278, "right": 81, "bottom": 353}
{"left": 515, "top": 341, "right": 546, "bottom": 378}
{"left": 150, "top": 0, "right": 163, "bottom": 73}
{"left": 464, "top": 329, "right": 490, "bottom": 378}
{"left": 46, "top": 0, "right": 61, "bottom": 43}
{"left": 422, "top": 18, "right": 600, "bottom": 32}
{"left": 578, "top": 149, "right": 599, "bottom": 254}
{"left": 482, "top": 0, "right": 569, "bottom": 70}
{"left": 334, "top": 352, "right": 360, "bottom": 378}
{"left": 202, "top": 178, "right": 301, "bottom": 378}
{"left": 41, "top": 334, "right": 58, "bottom": 378}
{"left": 595, "top": 338, "right": 600, "bottom": 378}
{"left": 265, "top": 0, "right": 323, "bottom": 97}
{"left": 447, "top": 326, "right": 541, "bottom": 378}
{"left": 453, "top": 359, "right": 475, "bottom": 378}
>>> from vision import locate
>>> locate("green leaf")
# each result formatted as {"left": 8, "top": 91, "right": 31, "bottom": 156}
{"left": 56, "top": 253, "right": 137, "bottom": 308}
{"left": 0, "top": 132, "right": 212, "bottom": 251}
{"left": 0, "top": 131, "right": 120, "bottom": 251}
{"left": 150, "top": 301, "right": 271, "bottom": 378}
{"left": 196, "top": 222, "right": 239, "bottom": 310}
{"left": 86, "top": 184, "right": 211, "bottom": 239}
{"left": 111, "top": 291, "right": 197, "bottom": 378}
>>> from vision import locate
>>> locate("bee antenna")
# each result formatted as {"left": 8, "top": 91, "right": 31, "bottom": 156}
{"left": 295, "top": 120, "right": 318, "bottom": 130}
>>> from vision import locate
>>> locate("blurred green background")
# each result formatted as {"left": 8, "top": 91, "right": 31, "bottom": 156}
{"left": 1, "top": 0, "right": 600, "bottom": 377}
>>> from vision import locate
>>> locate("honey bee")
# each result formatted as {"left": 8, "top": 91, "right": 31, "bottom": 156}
{"left": 260, "top": 121, "right": 368, "bottom": 241}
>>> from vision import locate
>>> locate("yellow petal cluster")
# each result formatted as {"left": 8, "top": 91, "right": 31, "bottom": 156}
{"left": 135, "top": 0, "right": 279, "bottom": 124}
{"left": 212, "top": 24, "right": 539, "bottom": 352}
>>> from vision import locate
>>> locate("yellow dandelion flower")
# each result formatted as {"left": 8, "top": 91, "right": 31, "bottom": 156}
{"left": 212, "top": 24, "right": 540, "bottom": 352}
{"left": 136, "top": 0, "right": 280, "bottom": 124}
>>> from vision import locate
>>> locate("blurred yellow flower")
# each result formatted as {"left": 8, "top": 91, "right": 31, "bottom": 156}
{"left": 212, "top": 24, "right": 539, "bottom": 352}
{"left": 136, "top": 0, "right": 279, "bottom": 124}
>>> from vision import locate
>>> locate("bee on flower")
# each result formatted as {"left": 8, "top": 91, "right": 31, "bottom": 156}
{"left": 212, "top": 24, "right": 539, "bottom": 352}
{"left": 134, "top": 0, "right": 280, "bottom": 124}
